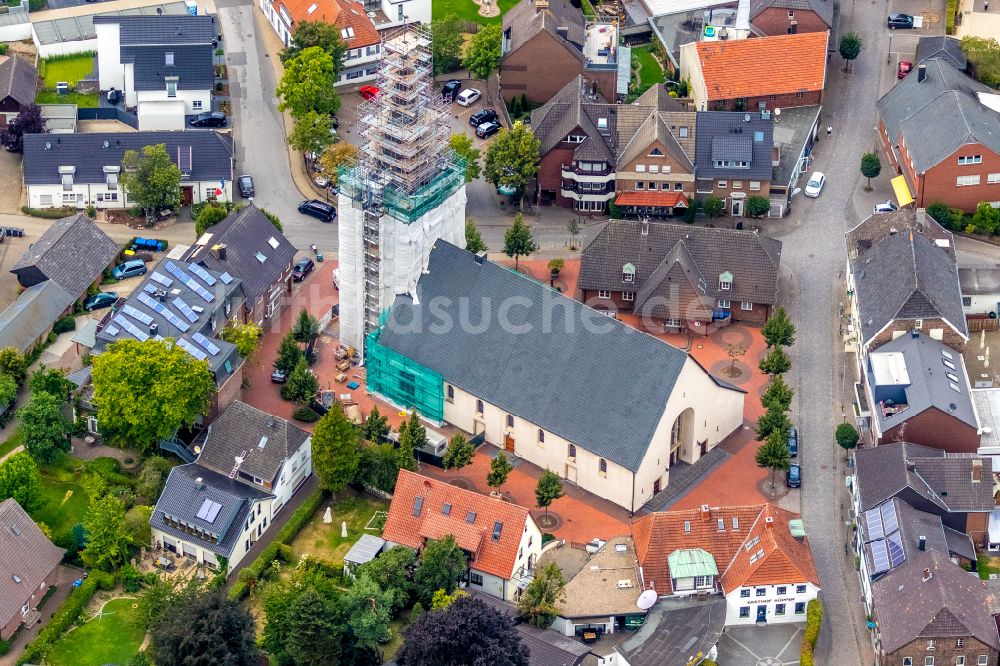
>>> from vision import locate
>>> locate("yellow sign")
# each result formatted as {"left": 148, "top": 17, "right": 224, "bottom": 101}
{"left": 890, "top": 175, "right": 914, "bottom": 207}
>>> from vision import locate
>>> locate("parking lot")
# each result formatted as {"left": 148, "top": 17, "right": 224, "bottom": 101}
{"left": 715, "top": 623, "right": 805, "bottom": 666}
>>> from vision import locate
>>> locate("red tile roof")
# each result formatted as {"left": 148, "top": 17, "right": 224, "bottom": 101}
{"left": 382, "top": 470, "right": 535, "bottom": 580}
{"left": 630, "top": 503, "right": 819, "bottom": 595}
{"left": 694, "top": 32, "right": 828, "bottom": 101}
{"left": 277, "top": 0, "right": 380, "bottom": 48}
{"left": 615, "top": 191, "right": 689, "bottom": 207}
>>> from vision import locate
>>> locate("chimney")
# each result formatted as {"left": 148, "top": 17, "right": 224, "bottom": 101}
{"left": 917, "top": 64, "right": 927, "bottom": 83}
{"left": 535, "top": 0, "right": 548, "bottom": 8}
{"left": 765, "top": 516, "right": 775, "bottom": 528}
{"left": 474, "top": 250, "right": 487, "bottom": 265}
{"left": 922, "top": 568, "right": 933, "bottom": 582}
{"left": 918, "top": 535, "right": 926, "bottom": 551}
{"left": 212, "top": 244, "right": 227, "bottom": 261}
{"left": 149, "top": 323, "right": 158, "bottom": 336}
{"left": 700, "top": 504, "right": 710, "bottom": 521}
{"left": 973, "top": 458, "right": 983, "bottom": 483}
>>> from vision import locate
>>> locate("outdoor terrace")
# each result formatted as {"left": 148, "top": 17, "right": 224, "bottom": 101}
{"left": 584, "top": 22, "right": 620, "bottom": 69}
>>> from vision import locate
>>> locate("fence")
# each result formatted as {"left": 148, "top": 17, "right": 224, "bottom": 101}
{"left": 77, "top": 106, "right": 138, "bottom": 129}
{"left": 968, "top": 316, "right": 1000, "bottom": 332}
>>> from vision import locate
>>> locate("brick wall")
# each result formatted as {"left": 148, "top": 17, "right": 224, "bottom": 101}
{"left": 709, "top": 89, "right": 822, "bottom": 111}
{"left": 967, "top": 511, "right": 989, "bottom": 545}
{"left": 209, "top": 365, "right": 244, "bottom": 421}
{"left": 750, "top": 7, "right": 830, "bottom": 35}
{"left": 884, "top": 636, "right": 998, "bottom": 666}
{"left": 881, "top": 409, "right": 980, "bottom": 453}
{"left": 581, "top": 288, "right": 771, "bottom": 328}
{"left": 866, "top": 319, "right": 967, "bottom": 354}
{"left": 501, "top": 32, "right": 617, "bottom": 105}
{"left": 537, "top": 147, "right": 576, "bottom": 207}
{"left": 919, "top": 145, "right": 1000, "bottom": 212}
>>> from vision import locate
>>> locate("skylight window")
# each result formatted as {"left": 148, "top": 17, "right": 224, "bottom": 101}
{"left": 941, "top": 349, "right": 954, "bottom": 360}
{"left": 341, "top": 27, "right": 355, "bottom": 39}
{"left": 256, "top": 252, "right": 267, "bottom": 263}
{"left": 268, "top": 237, "right": 280, "bottom": 249}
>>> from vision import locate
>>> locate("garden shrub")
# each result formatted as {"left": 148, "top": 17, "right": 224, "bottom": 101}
{"left": 20, "top": 206, "right": 78, "bottom": 219}
{"left": 53, "top": 316, "right": 76, "bottom": 335}
{"left": 292, "top": 406, "right": 320, "bottom": 423}
{"left": 946, "top": 0, "right": 957, "bottom": 34}
{"left": 121, "top": 564, "right": 142, "bottom": 593}
{"left": 800, "top": 598, "right": 822, "bottom": 666}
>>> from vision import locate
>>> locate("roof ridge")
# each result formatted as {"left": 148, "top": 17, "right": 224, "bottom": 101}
{"left": 718, "top": 506, "right": 766, "bottom": 582}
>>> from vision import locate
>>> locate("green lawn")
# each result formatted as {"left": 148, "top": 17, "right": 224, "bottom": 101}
{"left": 289, "top": 490, "right": 388, "bottom": 564}
{"left": 35, "top": 90, "right": 99, "bottom": 108}
{"left": 40, "top": 55, "right": 94, "bottom": 88}
{"left": 0, "top": 431, "right": 23, "bottom": 460}
{"left": 46, "top": 598, "right": 144, "bottom": 666}
{"left": 431, "top": 0, "right": 518, "bottom": 24}
{"left": 30, "top": 461, "right": 90, "bottom": 549}
{"left": 633, "top": 45, "right": 666, "bottom": 89}
{"left": 978, "top": 554, "right": 1000, "bottom": 580}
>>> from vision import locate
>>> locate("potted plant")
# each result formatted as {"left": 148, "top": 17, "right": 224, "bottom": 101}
{"left": 548, "top": 258, "right": 565, "bottom": 279}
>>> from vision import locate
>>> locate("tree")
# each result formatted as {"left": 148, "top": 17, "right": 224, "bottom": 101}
{"left": 972, "top": 201, "right": 1000, "bottom": 235}
{"left": 194, "top": 204, "right": 229, "bottom": 237}
{"left": 0, "top": 451, "right": 42, "bottom": 510}
{"left": 755, "top": 429, "right": 791, "bottom": 489}
{"left": 487, "top": 451, "right": 513, "bottom": 495}
{"left": 534, "top": 469, "right": 564, "bottom": 517}
{"left": 341, "top": 573, "right": 395, "bottom": 647}
{"left": 275, "top": 332, "right": 304, "bottom": 375}
{"left": 724, "top": 342, "right": 747, "bottom": 378}
{"left": 260, "top": 208, "right": 284, "bottom": 232}
{"left": 285, "top": 587, "right": 344, "bottom": 666}
{"left": 356, "top": 442, "right": 404, "bottom": 493}
{"left": 517, "top": 562, "right": 565, "bottom": 628}
{"left": 277, "top": 46, "right": 341, "bottom": 118}
{"left": 356, "top": 545, "right": 417, "bottom": 614}
{"left": 125, "top": 504, "right": 154, "bottom": 546}
{"left": 28, "top": 367, "right": 72, "bottom": 402}
{"left": 91, "top": 339, "right": 214, "bottom": 451}
{"left": 463, "top": 24, "right": 502, "bottom": 80}
{"left": 0, "top": 348, "right": 26, "bottom": 385}
{"left": 18, "top": 391, "right": 70, "bottom": 464}
{"left": 761, "top": 376, "right": 794, "bottom": 412}
{"left": 450, "top": 134, "right": 482, "bottom": 183}
{"left": 567, "top": 216, "right": 581, "bottom": 249}
{"left": 414, "top": 535, "right": 468, "bottom": 605}
{"left": 361, "top": 405, "right": 390, "bottom": 443}
{"left": 292, "top": 309, "right": 321, "bottom": 359}
{"left": 839, "top": 32, "right": 863, "bottom": 69}
{"left": 758, "top": 346, "right": 791, "bottom": 376}
{"left": 465, "top": 218, "right": 488, "bottom": 254}
{"left": 220, "top": 322, "right": 263, "bottom": 357}
{"left": 398, "top": 595, "right": 530, "bottom": 666}
{"left": 318, "top": 141, "right": 359, "bottom": 184}
{"left": 762, "top": 306, "right": 796, "bottom": 348}
{"left": 282, "top": 357, "right": 319, "bottom": 404}
{"left": 961, "top": 36, "right": 1000, "bottom": 88}
{"left": 136, "top": 456, "right": 173, "bottom": 502}
{"left": 0, "top": 373, "right": 15, "bottom": 409}
{"left": 312, "top": 404, "right": 361, "bottom": 491}
{"left": 0, "top": 103, "right": 45, "bottom": 153}
{"left": 430, "top": 588, "right": 468, "bottom": 610}
{"left": 289, "top": 110, "right": 334, "bottom": 154}
{"left": 120, "top": 144, "right": 182, "bottom": 219}
{"left": 443, "top": 433, "right": 475, "bottom": 470}
{"left": 81, "top": 494, "right": 131, "bottom": 570}
{"left": 430, "top": 16, "right": 464, "bottom": 75}
{"left": 400, "top": 411, "right": 428, "bottom": 456}
{"left": 503, "top": 213, "right": 537, "bottom": 270}
{"left": 745, "top": 195, "right": 771, "bottom": 218}
{"left": 150, "top": 590, "right": 258, "bottom": 666}
{"left": 836, "top": 422, "right": 860, "bottom": 451}
{"left": 484, "top": 121, "right": 541, "bottom": 205}
{"left": 282, "top": 20, "right": 347, "bottom": 73}
{"left": 701, "top": 195, "right": 724, "bottom": 218}
{"left": 860, "top": 152, "right": 881, "bottom": 190}
{"left": 756, "top": 405, "right": 791, "bottom": 441}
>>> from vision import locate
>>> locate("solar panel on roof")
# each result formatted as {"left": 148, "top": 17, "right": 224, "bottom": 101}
{"left": 219, "top": 272, "right": 234, "bottom": 284}
{"left": 887, "top": 532, "right": 906, "bottom": 567}
{"left": 188, "top": 263, "right": 217, "bottom": 286}
{"left": 150, "top": 271, "right": 173, "bottom": 288}
{"left": 105, "top": 325, "right": 119, "bottom": 336}
{"left": 165, "top": 261, "right": 214, "bottom": 303}
{"left": 880, "top": 502, "right": 899, "bottom": 535}
{"left": 143, "top": 284, "right": 157, "bottom": 294}
{"left": 192, "top": 332, "right": 220, "bottom": 356}
{"left": 864, "top": 508, "right": 884, "bottom": 540}
{"left": 870, "top": 541, "right": 890, "bottom": 574}
{"left": 113, "top": 314, "right": 149, "bottom": 342}
{"left": 172, "top": 298, "right": 199, "bottom": 323}
{"left": 137, "top": 293, "right": 190, "bottom": 332}
{"left": 122, "top": 304, "right": 153, "bottom": 326}
{"left": 177, "top": 337, "right": 207, "bottom": 361}
{"left": 195, "top": 498, "right": 222, "bottom": 523}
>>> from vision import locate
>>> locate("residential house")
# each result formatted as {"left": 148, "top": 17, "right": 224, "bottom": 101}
{"left": 693, "top": 110, "right": 775, "bottom": 214}
{"left": 610, "top": 597, "right": 725, "bottom": 666}
{"left": 258, "top": 0, "right": 382, "bottom": 85}
{"left": 630, "top": 503, "right": 820, "bottom": 626}
{"left": 845, "top": 209, "right": 968, "bottom": 358}
{"left": 958, "top": 267, "right": 1000, "bottom": 316}
{"left": 500, "top": 0, "right": 626, "bottom": 105}
{"left": 858, "top": 331, "right": 979, "bottom": 452}
{"left": 0, "top": 55, "right": 37, "bottom": 125}
{"left": 366, "top": 241, "right": 746, "bottom": 513}
{"left": 876, "top": 58, "right": 1000, "bottom": 212}
{"left": 916, "top": 36, "right": 968, "bottom": 72}
{"left": 182, "top": 205, "right": 297, "bottom": 328}
{"left": 0, "top": 499, "right": 64, "bottom": 641}
{"left": 22, "top": 130, "right": 234, "bottom": 210}
{"left": 150, "top": 463, "right": 273, "bottom": 573}
{"left": 680, "top": 32, "right": 828, "bottom": 112}
{"left": 530, "top": 77, "right": 695, "bottom": 214}
{"left": 578, "top": 220, "right": 782, "bottom": 333}
{"left": 93, "top": 15, "right": 216, "bottom": 130}
{"left": 748, "top": 0, "right": 834, "bottom": 36}
{"left": 381, "top": 470, "right": 542, "bottom": 602}
{"left": 91, "top": 257, "right": 246, "bottom": 419}
{"left": 191, "top": 400, "right": 313, "bottom": 515}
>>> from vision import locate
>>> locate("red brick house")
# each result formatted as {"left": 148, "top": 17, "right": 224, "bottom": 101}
{"left": 876, "top": 58, "right": 1000, "bottom": 212}
{"left": 0, "top": 499, "right": 64, "bottom": 641}
{"left": 749, "top": 0, "right": 834, "bottom": 36}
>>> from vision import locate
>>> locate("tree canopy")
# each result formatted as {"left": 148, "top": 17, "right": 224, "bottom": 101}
{"left": 340, "top": 573, "right": 395, "bottom": 647}
{"left": 839, "top": 32, "right": 863, "bottom": 64}
{"left": 860, "top": 152, "right": 881, "bottom": 188}
{"left": 275, "top": 332, "right": 304, "bottom": 375}
{"left": 277, "top": 46, "right": 341, "bottom": 118}
{"left": 486, "top": 451, "right": 513, "bottom": 493}
{"left": 517, "top": 562, "right": 565, "bottom": 628}
{"left": 465, "top": 218, "right": 488, "bottom": 254}
{"left": 761, "top": 376, "right": 794, "bottom": 412}
{"left": 18, "top": 390, "right": 70, "bottom": 464}
{"left": 288, "top": 110, "right": 334, "bottom": 154}
{"left": 0, "top": 104, "right": 45, "bottom": 153}
{"left": 194, "top": 204, "right": 229, "bottom": 237}
{"left": 450, "top": 134, "right": 482, "bottom": 183}
{"left": 361, "top": 405, "right": 391, "bottom": 443}
{"left": 535, "top": 469, "right": 564, "bottom": 516}
{"left": 355, "top": 545, "right": 416, "bottom": 614}
{"left": 430, "top": 16, "right": 463, "bottom": 75}
{"left": 443, "top": 433, "right": 475, "bottom": 470}
{"left": 756, "top": 405, "right": 791, "bottom": 441}
{"left": 285, "top": 587, "right": 344, "bottom": 666}
{"left": 150, "top": 590, "right": 259, "bottom": 666}
{"left": 758, "top": 346, "right": 791, "bottom": 376}
{"left": 282, "top": 356, "right": 319, "bottom": 404}
{"left": 399, "top": 411, "right": 428, "bottom": 456}
{"left": 762, "top": 306, "right": 796, "bottom": 348}
{"left": 836, "top": 422, "right": 860, "bottom": 450}
{"left": 755, "top": 429, "right": 791, "bottom": 489}
{"left": 312, "top": 404, "right": 361, "bottom": 491}
{"left": 81, "top": 494, "right": 131, "bottom": 571}
{"left": 503, "top": 213, "right": 537, "bottom": 270}
{"left": 283, "top": 20, "right": 347, "bottom": 73}
{"left": 414, "top": 535, "right": 468, "bottom": 605}
{"left": 0, "top": 451, "right": 42, "bottom": 510}
{"left": 485, "top": 121, "right": 541, "bottom": 204}
{"left": 318, "top": 141, "right": 359, "bottom": 184}
{"left": 120, "top": 144, "right": 182, "bottom": 217}
{"left": 463, "top": 24, "right": 502, "bottom": 80}
{"left": 962, "top": 36, "right": 1000, "bottom": 88}
{"left": 220, "top": 322, "right": 263, "bottom": 357}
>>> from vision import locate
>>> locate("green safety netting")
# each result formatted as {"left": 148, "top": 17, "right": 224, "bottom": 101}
{"left": 365, "top": 325, "right": 444, "bottom": 422}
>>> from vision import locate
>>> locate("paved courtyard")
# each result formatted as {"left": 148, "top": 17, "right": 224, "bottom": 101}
{"left": 716, "top": 623, "right": 805, "bottom": 666}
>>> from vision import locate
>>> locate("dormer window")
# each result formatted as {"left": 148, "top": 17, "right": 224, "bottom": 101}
{"left": 597, "top": 117, "right": 608, "bottom": 131}
{"left": 565, "top": 134, "right": 587, "bottom": 143}
{"left": 719, "top": 271, "right": 733, "bottom": 291}
{"left": 58, "top": 165, "right": 75, "bottom": 191}
{"left": 104, "top": 166, "right": 119, "bottom": 190}
{"left": 622, "top": 263, "right": 636, "bottom": 284}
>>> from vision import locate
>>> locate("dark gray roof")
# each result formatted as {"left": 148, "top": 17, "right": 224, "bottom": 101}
{"left": 93, "top": 14, "right": 216, "bottom": 46}
{"left": 0, "top": 281, "right": 74, "bottom": 354}
{"left": 695, "top": 112, "right": 774, "bottom": 180}
{"left": 22, "top": 131, "right": 233, "bottom": 186}
{"left": 468, "top": 592, "right": 592, "bottom": 666}
{"left": 580, "top": 220, "right": 782, "bottom": 307}
{"left": 0, "top": 499, "right": 64, "bottom": 626}
{"left": 872, "top": 549, "right": 1000, "bottom": 653}
{"left": 10, "top": 214, "right": 120, "bottom": 294}
{"left": 942, "top": 524, "right": 976, "bottom": 561}
{"left": 195, "top": 401, "right": 310, "bottom": 485}
{"left": 152, "top": 463, "right": 272, "bottom": 558}
{"left": 375, "top": 241, "right": 740, "bottom": 473}
{"left": 502, "top": 0, "right": 586, "bottom": 58}
{"left": 859, "top": 497, "right": 953, "bottom": 578}
{"left": 123, "top": 44, "right": 213, "bottom": 92}
{"left": 66, "top": 365, "right": 92, "bottom": 389}
{"left": 182, "top": 205, "right": 297, "bottom": 303}
{"left": 959, "top": 267, "right": 1000, "bottom": 296}
{"left": 865, "top": 331, "right": 978, "bottom": 433}
{"left": 876, "top": 58, "right": 1000, "bottom": 172}
{"left": 0, "top": 55, "right": 37, "bottom": 107}
{"left": 620, "top": 598, "right": 726, "bottom": 666}
{"left": 916, "top": 36, "right": 967, "bottom": 71}
{"left": 846, "top": 209, "right": 954, "bottom": 262}
{"left": 850, "top": 228, "right": 967, "bottom": 344}
{"left": 749, "top": 0, "right": 834, "bottom": 28}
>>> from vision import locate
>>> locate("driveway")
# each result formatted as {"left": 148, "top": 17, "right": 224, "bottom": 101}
{"left": 716, "top": 624, "right": 804, "bottom": 666}
{"left": 0, "top": 150, "right": 23, "bottom": 214}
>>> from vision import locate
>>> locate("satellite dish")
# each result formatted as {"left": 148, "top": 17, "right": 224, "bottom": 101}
{"left": 637, "top": 589, "right": 658, "bottom": 610}
{"left": 193, "top": 445, "right": 202, "bottom": 454}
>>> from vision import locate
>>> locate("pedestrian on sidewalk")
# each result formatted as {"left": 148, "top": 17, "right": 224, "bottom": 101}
{"left": 826, "top": 126, "right": 833, "bottom": 138}
{"left": 986, "top": 1, "right": 990, "bottom": 11}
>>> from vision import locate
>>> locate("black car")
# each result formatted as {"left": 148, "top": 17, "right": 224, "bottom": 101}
{"left": 469, "top": 109, "right": 498, "bottom": 127}
{"left": 786, "top": 463, "right": 801, "bottom": 488}
{"left": 292, "top": 257, "right": 315, "bottom": 282}
{"left": 83, "top": 291, "right": 118, "bottom": 312}
{"left": 788, "top": 426, "right": 798, "bottom": 458}
{"left": 476, "top": 121, "right": 501, "bottom": 139}
{"left": 238, "top": 174, "right": 254, "bottom": 198}
{"left": 442, "top": 79, "right": 461, "bottom": 102}
{"left": 887, "top": 12, "right": 914, "bottom": 28}
{"left": 298, "top": 199, "right": 336, "bottom": 222}
{"left": 189, "top": 112, "right": 227, "bottom": 127}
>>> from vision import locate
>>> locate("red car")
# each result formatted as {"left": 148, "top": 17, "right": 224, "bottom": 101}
{"left": 897, "top": 60, "right": 913, "bottom": 79}
{"left": 360, "top": 85, "right": 379, "bottom": 101}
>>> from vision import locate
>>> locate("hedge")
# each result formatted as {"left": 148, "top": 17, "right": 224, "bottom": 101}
{"left": 17, "top": 570, "right": 115, "bottom": 665}
{"left": 946, "top": 0, "right": 957, "bottom": 34}
{"left": 20, "top": 206, "right": 79, "bottom": 219}
{"left": 800, "top": 598, "right": 823, "bottom": 666}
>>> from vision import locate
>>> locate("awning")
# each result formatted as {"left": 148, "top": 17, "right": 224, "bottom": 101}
{"left": 668, "top": 548, "right": 719, "bottom": 579}
{"left": 890, "top": 175, "right": 914, "bottom": 207}
{"left": 615, "top": 191, "right": 689, "bottom": 208}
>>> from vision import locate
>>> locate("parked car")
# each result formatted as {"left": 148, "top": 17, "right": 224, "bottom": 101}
{"left": 476, "top": 121, "right": 501, "bottom": 139}
{"left": 271, "top": 367, "right": 287, "bottom": 383}
{"left": 803, "top": 171, "right": 825, "bottom": 198}
{"left": 469, "top": 109, "right": 498, "bottom": 127}
{"left": 442, "top": 79, "right": 461, "bottom": 102}
{"left": 238, "top": 174, "right": 254, "bottom": 198}
{"left": 887, "top": 13, "right": 914, "bottom": 28}
{"left": 83, "top": 291, "right": 118, "bottom": 312}
{"left": 189, "top": 111, "right": 227, "bottom": 127}
{"left": 360, "top": 85, "right": 380, "bottom": 101}
{"left": 897, "top": 60, "right": 913, "bottom": 79}
{"left": 456, "top": 88, "right": 482, "bottom": 107}
{"left": 874, "top": 200, "right": 899, "bottom": 214}
{"left": 787, "top": 463, "right": 801, "bottom": 488}
{"left": 111, "top": 259, "right": 147, "bottom": 280}
{"left": 292, "top": 257, "right": 315, "bottom": 282}
{"left": 788, "top": 426, "right": 798, "bottom": 458}
{"left": 298, "top": 199, "right": 336, "bottom": 222}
